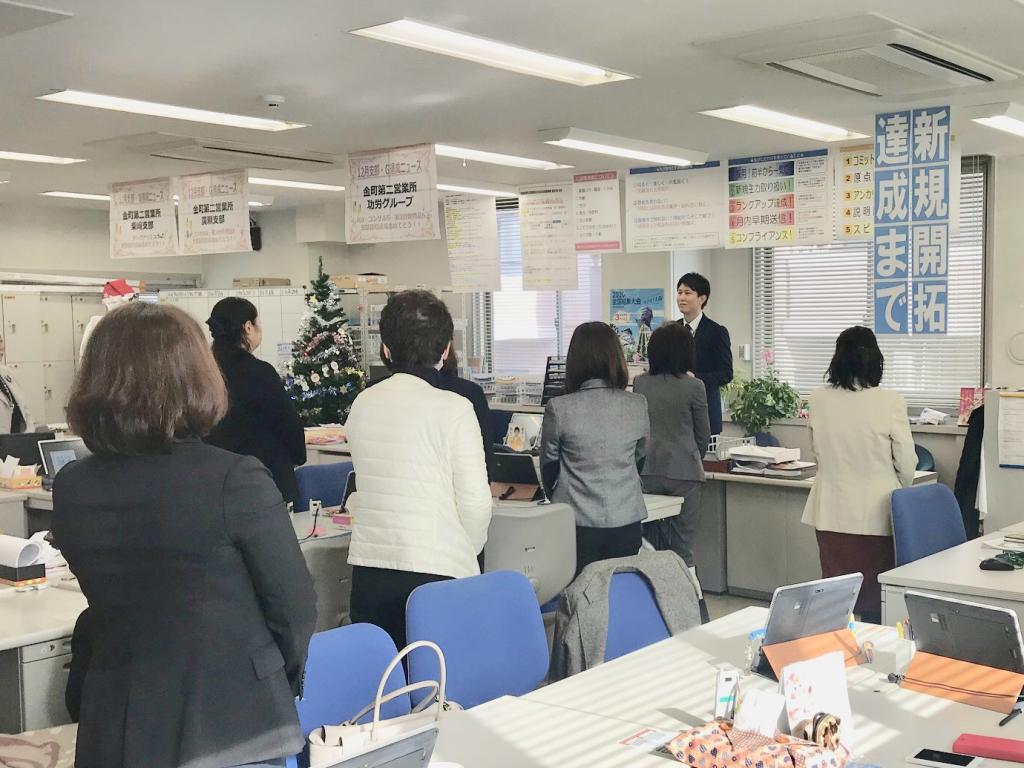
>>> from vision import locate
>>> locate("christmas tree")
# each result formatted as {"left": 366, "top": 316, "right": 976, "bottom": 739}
{"left": 285, "top": 260, "right": 366, "bottom": 425}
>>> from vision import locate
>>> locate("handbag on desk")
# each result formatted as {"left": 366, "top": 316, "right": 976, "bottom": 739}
{"left": 308, "top": 640, "right": 458, "bottom": 764}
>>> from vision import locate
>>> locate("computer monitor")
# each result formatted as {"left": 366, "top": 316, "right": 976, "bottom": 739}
{"left": 0, "top": 431, "right": 56, "bottom": 466}
{"left": 38, "top": 438, "right": 91, "bottom": 480}
{"left": 484, "top": 502, "right": 575, "bottom": 605}
{"left": 906, "top": 591, "right": 1024, "bottom": 674}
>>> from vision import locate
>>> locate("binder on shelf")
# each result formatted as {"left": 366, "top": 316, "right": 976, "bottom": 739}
{"left": 541, "top": 357, "right": 566, "bottom": 405}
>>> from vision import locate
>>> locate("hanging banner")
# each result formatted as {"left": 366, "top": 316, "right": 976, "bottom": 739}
{"left": 110, "top": 177, "right": 179, "bottom": 259}
{"left": 519, "top": 183, "right": 577, "bottom": 291}
{"left": 344, "top": 143, "right": 439, "bottom": 244}
{"left": 443, "top": 193, "right": 500, "bottom": 293}
{"left": 725, "top": 150, "right": 832, "bottom": 249}
{"left": 177, "top": 169, "right": 251, "bottom": 255}
{"left": 625, "top": 162, "right": 724, "bottom": 252}
{"left": 833, "top": 144, "right": 874, "bottom": 241}
{"left": 573, "top": 171, "right": 621, "bottom": 252}
{"left": 609, "top": 288, "right": 664, "bottom": 362}
{"left": 873, "top": 105, "right": 951, "bottom": 335}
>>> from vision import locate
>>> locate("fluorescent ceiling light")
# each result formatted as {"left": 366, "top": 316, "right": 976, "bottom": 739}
{"left": 968, "top": 102, "right": 1024, "bottom": 138}
{"left": 40, "top": 191, "right": 110, "bottom": 201}
{"left": 538, "top": 127, "right": 707, "bottom": 166}
{"left": 37, "top": 90, "right": 308, "bottom": 132}
{"left": 350, "top": 19, "right": 631, "bottom": 87}
{"left": 0, "top": 150, "right": 85, "bottom": 165}
{"left": 248, "top": 201, "right": 267, "bottom": 207}
{"left": 435, "top": 144, "right": 571, "bottom": 170}
{"left": 699, "top": 105, "right": 867, "bottom": 142}
{"left": 438, "top": 182, "right": 518, "bottom": 197}
{"left": 249, "top": 176, "right": 344, "bottom": 191}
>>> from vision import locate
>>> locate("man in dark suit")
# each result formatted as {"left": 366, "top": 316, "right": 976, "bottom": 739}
{"left": 676, "top": 272, "right": 733, "bottom": 434}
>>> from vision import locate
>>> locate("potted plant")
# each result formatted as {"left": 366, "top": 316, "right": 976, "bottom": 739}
{"left": 725, "top": 353, "right": 801, "bottom": 444}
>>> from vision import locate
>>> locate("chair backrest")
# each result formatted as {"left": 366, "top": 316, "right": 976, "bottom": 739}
{"left": 891, "top": 483, "right": 967, "bottom": 566}
{"left": 914, "top": 444, "right": 936, "bottom": 471}
{"left": 605, "top": 571, "right": 671, "bottom": 661}
{"left": 483, "top": 503, "right": 576, "bottom": 605}
{"left": 295, "top": 461, "right": 353, "bottom": 513}
{"left": 406, "top": 571, "right": 549, "bottom": 709}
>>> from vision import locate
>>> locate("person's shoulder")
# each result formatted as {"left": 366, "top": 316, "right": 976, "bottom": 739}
{"left": 701, "top": 314, "right": 727, "bottom": 333}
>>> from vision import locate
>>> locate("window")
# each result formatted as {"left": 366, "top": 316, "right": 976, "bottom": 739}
{"left": 476, "top": 202, "right": 603, "bottom": 374}
{"left": 753, "top": 155, "right": 987, "bottom": 410}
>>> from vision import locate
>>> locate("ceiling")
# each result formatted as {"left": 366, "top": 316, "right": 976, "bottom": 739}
{"left": 2, "top": 0, "right": 1024, "bottom": 212}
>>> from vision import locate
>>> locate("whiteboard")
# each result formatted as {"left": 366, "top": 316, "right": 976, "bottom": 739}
{"left": 983, "top": 390, "right": 1024, "bottom": 532}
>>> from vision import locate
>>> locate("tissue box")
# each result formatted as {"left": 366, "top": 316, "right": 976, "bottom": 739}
{"left": 0, "top": 562, "right": 45, "bottom": 587}
{"left": 330, "top": 273, "right": 388, "bottom": 290}
{"left": 0, "top": 474, "right": 41, "bottom": 490}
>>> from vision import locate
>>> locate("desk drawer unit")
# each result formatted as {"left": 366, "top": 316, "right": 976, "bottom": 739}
{"left": 0, "top": 635, "right": 73, "bottom": 733}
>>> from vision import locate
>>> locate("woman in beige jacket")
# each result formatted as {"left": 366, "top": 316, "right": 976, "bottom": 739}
{"left": 802, "top": 326, "right": 917, "bottom": 622}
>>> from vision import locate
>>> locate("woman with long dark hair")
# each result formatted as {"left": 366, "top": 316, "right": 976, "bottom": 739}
{"left": 802, "top": 325, "right": 917, "bottom": 622}
{"left": 540, "top": 321, "right": 650, "bottom": 574}
{"left": 205, "top": 297, "right": 307, "bottom": 507}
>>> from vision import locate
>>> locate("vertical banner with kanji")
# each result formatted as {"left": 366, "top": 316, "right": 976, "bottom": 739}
{"left": 110, "top": 177, "right": 179, "bottom": 259}
{"left": 344, "top": 144, "right": 440, "bottom": 244}
{"left": 873, "top": 106, "right": 951, "bottom": 335}
{"left": 519, "top": 183, "right": 577, "bottom": 291}
{"left": 177, "top": 169, "right": 252, "bottom": 255}
{"left": 573, "top": 171, "right": 621, "bottom": 252}
{"left": 443, "top": 193, "right": 501, "bottom": 293}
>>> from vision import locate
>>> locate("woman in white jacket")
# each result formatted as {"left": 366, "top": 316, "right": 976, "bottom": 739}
{"left": 345, "top": 290, "right": 492, "bottom": 648}
{"left": 802, "top": 326, "right": 917, "bottom": 623}
{"left": 0, "top": 335, "right": 34, "bottom": 433}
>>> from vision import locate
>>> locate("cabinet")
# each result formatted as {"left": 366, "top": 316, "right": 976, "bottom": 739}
{"left": 40, "top": 294, "right": 74, "bottom": 363}
{"left": 0, "top": 636, "right": 73, "bottom": 733}
{"left": 42, "top": 361, "right": 74, "bottom": 425}
{"left": 7, "top": 361, "right": 43, "bottom": 426}
{"left": 72, "top": 295, "right": 104, "bottom": 361}
{"left": 2, "top": 294, "right": 43, "bottom": 363}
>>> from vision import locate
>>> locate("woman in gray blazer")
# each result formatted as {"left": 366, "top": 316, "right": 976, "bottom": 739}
{"left": 540, "top": 322, "right": 650, "bottom": 575}
{"left": 633, "top": 323, "right": 711, "bottom": 568}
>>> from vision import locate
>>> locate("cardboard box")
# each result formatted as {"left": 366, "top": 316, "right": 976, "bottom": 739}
{"left": 232, "top": 277, "right": 292, "bottom": 288}
{"left": 330, "top": 273, "right": 388, "bottom": 290}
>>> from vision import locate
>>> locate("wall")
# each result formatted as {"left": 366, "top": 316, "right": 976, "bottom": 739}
{"left": 708, "top": 247, "right": 754, "bottom": 381}
{"left": 990, "top": 156, "right": 1024, "bottom": 388}
{"left": 201, "top": 209, "right": 316, "bottom": 289}
{"left": 601, "top": 250, "right": 671, "bottom": 322}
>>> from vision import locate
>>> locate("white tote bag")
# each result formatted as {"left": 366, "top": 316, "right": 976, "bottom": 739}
{"left": 308, "top": 640, "right": 454, "bottom": 765}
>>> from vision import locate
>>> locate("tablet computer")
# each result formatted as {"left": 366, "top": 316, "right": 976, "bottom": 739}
{"left": 38, "top": 437, "right": 90, "bottom": 480}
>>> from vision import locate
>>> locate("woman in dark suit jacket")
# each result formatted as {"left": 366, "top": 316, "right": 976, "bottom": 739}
{"left": 205, "top": 297, "right": 307, "bottom": 507}
{"left": 52, "top": 302, "right": 316, "bottom": 768}
{"left": 632, "top": 323, "right": 711, "bottom": 568}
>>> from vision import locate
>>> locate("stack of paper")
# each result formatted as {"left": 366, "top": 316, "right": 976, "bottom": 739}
{"left": 728, "top": 445, "right": 801, "bottom": 464}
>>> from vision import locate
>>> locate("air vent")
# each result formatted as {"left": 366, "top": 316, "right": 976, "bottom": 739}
{"left": 699, "top": 13, "right": 1020, "bottom": 98}
{"left": 87, "top": 132, "right": 338, "bottom": 172}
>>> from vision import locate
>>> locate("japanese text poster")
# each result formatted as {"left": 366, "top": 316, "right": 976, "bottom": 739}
{"left": 726, "top": 150, "right": 832, "bottom": 249}
{"left": 833, "top": 144, "right": 873, "bottom": 241}
{"left": 625, "top": 163, "right": 724, "bottom": 252}
{"left": 573, "top": 171, "right": 621, "bottom": 252}
{"left": 177, "top": 169, "right": 251, "bottom": 256}
{"left": 519, "top": 183, "right": 577, "bottom": 291}
{"left": 110, "top": 177, "right": 179, "bottom": 259}
{"left": 609, "top": 288, "right": 664, "bottom": 362}
{"left": 443, "top": 193, "right": 500, "bottom": 293}
{"left": 874, "top": 106, "right": 951, "bottom": 335}
{"left": 344, "top": 143, "right": 440, "bottom": 244}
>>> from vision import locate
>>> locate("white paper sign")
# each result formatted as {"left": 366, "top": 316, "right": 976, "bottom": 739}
{"left": 833, "top": 144, "right": 874, "bottom": 241}
{"left": 177, "top": 169, "right": 252, "bottom": 255}
{"left": 998, "top": 393, "right": 1024, "bottom": 469}
{"left": 443, "top": 193, "right": 500, "bottom": 293}
{"left": 519, "top": 183, "right": 577, "bottom": 291}
{"left": 110, "top": 177, "right": 179, "bottom": 259}
{"left": 344, "top": 143, "right": 440, "bottom": 244}
{"left": 626, "top": 163, "right": 725, "bottom": 252}
{"left": 573, "top": 171, "right": 621, "bottom": 252}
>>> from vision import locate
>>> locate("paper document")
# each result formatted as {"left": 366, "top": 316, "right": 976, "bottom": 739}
{"left": 999, "top": 393, "right": 1024, "bottom": 468}
{"left": 0, "top": 534, "right": 41, "bottom": 568}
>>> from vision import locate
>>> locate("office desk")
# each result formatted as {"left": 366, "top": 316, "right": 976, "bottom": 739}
{"left": 707, "top": 470, "right": 938, "bottom": 599}
{"left": 524, "top": 606, "right": 1022, "bottom": 767}
{"left": 880, "top": 534, "right": 1024, "bottom": 626}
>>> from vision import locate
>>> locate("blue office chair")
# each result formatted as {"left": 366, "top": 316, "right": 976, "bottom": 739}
{"left": 891, "top": 484, "right": 967, "bottom": 567}
{"left": 605, "top": 571, "right": 672, "bottom": 662}
{"left": 294, "top": 461, "right": 353, "bottom": 513}
{"left": 406, "top": 571, "right": 549, "bottom": 709}
{"left": 286, "top": 623, "right": 411, "bottom": 768}
{"left": 914, "top": 444, "right": 936, "bottom": 472}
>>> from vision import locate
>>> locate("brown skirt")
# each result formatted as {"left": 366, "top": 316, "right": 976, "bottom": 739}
{"left": 815, "top": 530, "right": 894, "bottom": 624}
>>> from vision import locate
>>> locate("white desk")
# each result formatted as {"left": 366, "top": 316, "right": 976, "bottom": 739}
{"left": 521, "top": 606, "right": 1021, "bottom": 767}
{"left": 306, "top": 444, "right": 352, "bottom": 465}
{"left": 880, "top": 533, "right": 1024, "bottom": 626}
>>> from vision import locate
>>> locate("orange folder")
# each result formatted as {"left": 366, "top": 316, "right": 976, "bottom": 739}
{"left": 762, "top": 629, "right": 866, "bottom": 678}
{"left": 900, "top": 651, "right": 1024, "bottom": 715}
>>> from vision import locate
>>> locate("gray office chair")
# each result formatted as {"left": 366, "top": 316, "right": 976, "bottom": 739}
{"left": 484, "top": 503, "right": 576, "bottom": 606}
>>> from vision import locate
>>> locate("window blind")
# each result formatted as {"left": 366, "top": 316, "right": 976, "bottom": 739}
{"left": 753, "top": 156, "right": 987, "bottom": 411}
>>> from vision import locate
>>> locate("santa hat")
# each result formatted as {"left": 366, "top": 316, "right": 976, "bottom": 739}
{"left": 103, "top": 279, "right": 135, "bottom": 298}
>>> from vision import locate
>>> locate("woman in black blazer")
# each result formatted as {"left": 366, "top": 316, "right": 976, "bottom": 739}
{"left": 205, "top": 297, "right": 307, "bottom": 506}
{"left": 52, "top": 303, "right": 316, "bottom": 768}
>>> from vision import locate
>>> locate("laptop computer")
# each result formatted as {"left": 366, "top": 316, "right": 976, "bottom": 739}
{"left": 755, "top": 573, "right": 864, "bottom": 679}
{"left": 38, "top": 438, "right": 90, "bottom": 489}
{"left": 491, "top": 452, "right": 545, "bottom": 502}
{"left": 906, "top": 591, "right": 1024, "bottom": 674}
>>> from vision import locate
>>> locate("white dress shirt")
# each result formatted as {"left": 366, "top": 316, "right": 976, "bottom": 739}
{"left": 683, "top": 312, "right": 703, "bottom": 335}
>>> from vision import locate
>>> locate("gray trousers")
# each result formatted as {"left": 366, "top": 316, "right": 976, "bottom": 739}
{"left": 641, "top": 476, "right": 703, "bottom": 568}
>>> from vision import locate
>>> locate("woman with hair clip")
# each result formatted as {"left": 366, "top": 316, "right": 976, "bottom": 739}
{"left": 205, "top": 296, "right": 307, "bottom": 507}
{"left": 802, "top": 325, "right": 917, "bottom": 623}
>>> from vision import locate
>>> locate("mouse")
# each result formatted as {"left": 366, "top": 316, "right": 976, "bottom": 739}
{"left": 980, "top": 558, "right": 1015, "bottom": 571}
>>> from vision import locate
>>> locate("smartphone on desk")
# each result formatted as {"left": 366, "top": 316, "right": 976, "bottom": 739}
{"left": 907, "top": 748, "right": 984, "bottom": 767}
